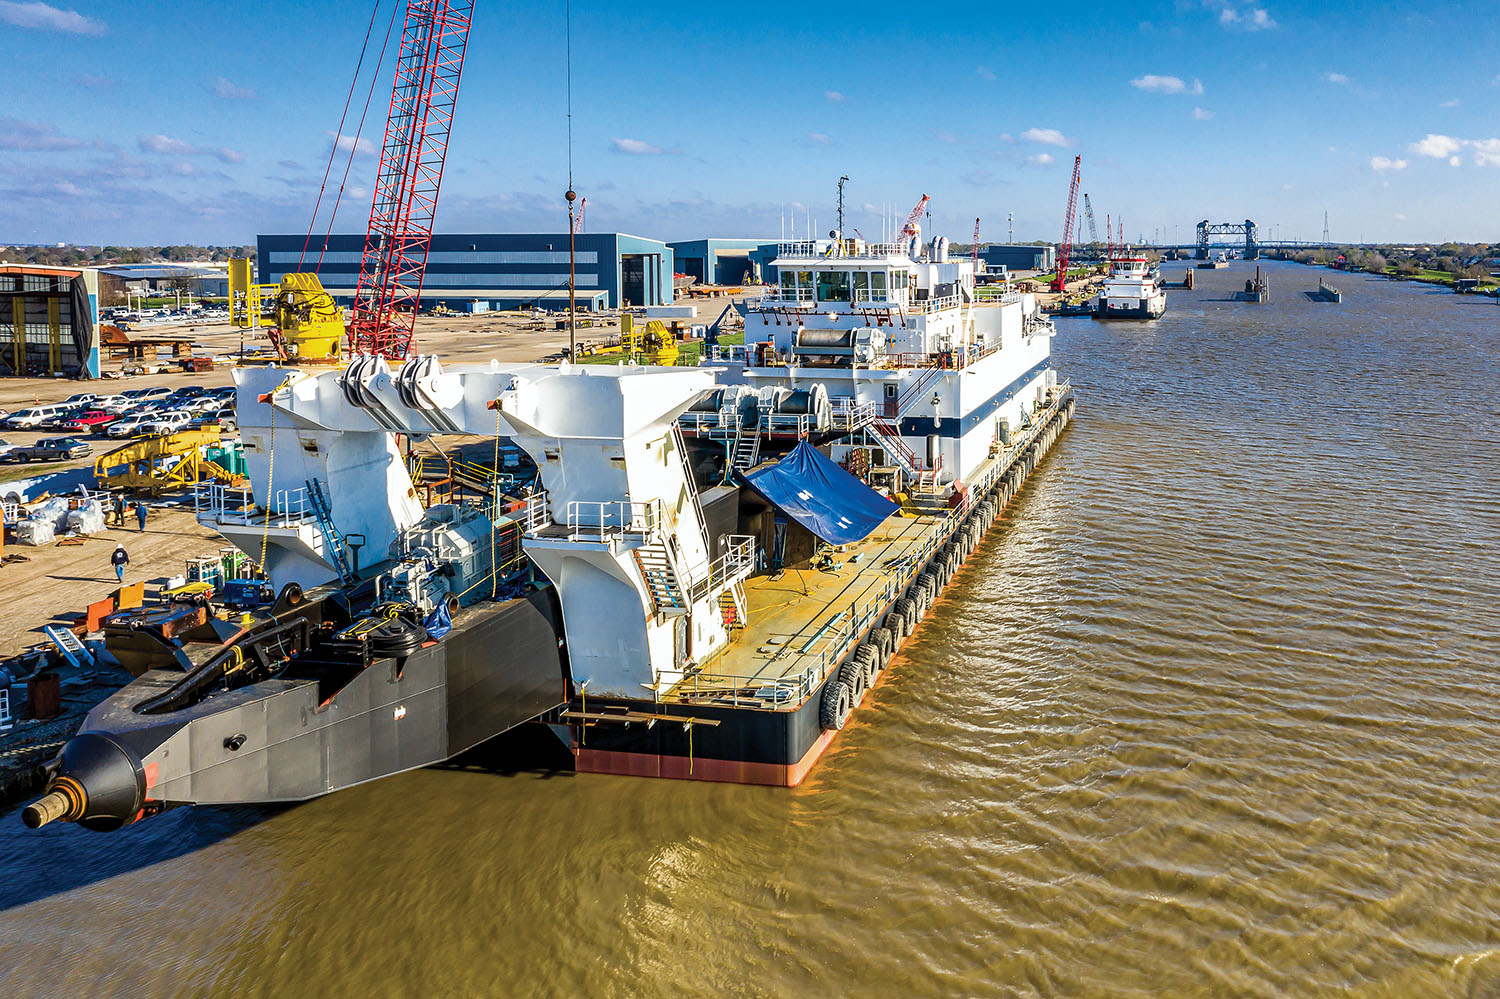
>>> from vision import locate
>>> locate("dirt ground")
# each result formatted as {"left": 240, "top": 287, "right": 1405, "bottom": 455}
{"left": 0, "top": 296, "right": 744, "bottom": 655}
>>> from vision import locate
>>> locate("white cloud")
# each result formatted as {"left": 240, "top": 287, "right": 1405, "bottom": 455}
{"left": 976, "top": 65, "right": 996, "bottom": 82}
{"left": 1408, "top": 133, "right": 1462, "bottom": 159}
{"left": 329, "top": 132, "right": 376, "bottom": 157}
{"left": 806, "top": 131, "right": 831, "bottom": 145}
{"left": 1027, "top": 153, "right": 1054, "bottom": 165}
{"left": 824, "top": 90, "right": 844, "bottom": 103}
{"left": 1440, "top": 98, "right": 1459, "bottom": 108}
{"left": 138, "top": 134, "right": 197, "bottom": 155}
{"left": 1205, "top": 0, "right": 1276, "bottom": 30}
{"left": 1020, "top": 127, "right": 1069, "bottom": 146}
{"left": 1369, "top": 155, "right": 1407, "bottom": 172}
{"left": 1192, "top": 107, "right": 1214, "bottom": 120}
{"left": 1471, "top": 138, "right": 1500, "bottom": 167}
{"left": 0, "top": 1, "right": 104, "bottom": 34}
{"left": 999, "top": 132, "right": 1015, "bottom": 144}
{"left": 214, "top": 77, "right": 256, "bottom": 101}
{"left": 1131, "top": 74, "right": 1203, "bottom": 95}
{"left": 934, "top": 128, "right": 957, "bottom": 144}
{"left": 1394, "top": 213, "right": 1407, "bottom": 221}
{"left": 1449, "top": 156, "right": 1461, "bottom": 167}
{"left": 610, "top": 137, "right": 664, "bottom": 155}
{"left": 1324, "top": 72, "right": 1349, "bottom": 85}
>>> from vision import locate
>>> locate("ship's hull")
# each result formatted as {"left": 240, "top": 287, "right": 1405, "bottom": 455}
{"left": 563, "top": 393, "right": 1077, "bottom": 786}
{"left": 35, "top": 589, "right": 568, "bottom": 830}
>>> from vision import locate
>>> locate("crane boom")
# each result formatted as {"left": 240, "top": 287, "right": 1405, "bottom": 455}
{"left": 972, "top": 217, "right": 980, "bottom": 265}
{"left": 1052, "top": 155, "right": 1081, "bottom": 292}
{"left": 1082, "top": 194, "right": 1099, "bottom": 252}
{"left": 899, "top": 194, "right": 930, "bottom": 241}
{"left": 348, "top": 0, "right": 475, "bottom": 360}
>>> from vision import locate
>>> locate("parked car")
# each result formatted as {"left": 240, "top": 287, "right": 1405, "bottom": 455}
{"left": 4, "top": 437, "right": 93, "bottom": 463}
{"left": 190, "top": 408, "right": 238, "bottom": 432}
{"left": 105, "top": 414, "right": 155, "bottom": 438}
{"left": 58, "top": 392, "right": 97, "bottom": 408}
{"left": 120, "top": 386, "right": 173, "bottom": 403}
{"left": 3, "top": 404, "right": 73, "bottom": 429}
{"left": 39, "top": 407, "right": 92, "bottom": 430}
{"left": 0, "top": 437, "right": 16, "bottom": 459}
{"left": 168, "top": 385, "right": 205, "bottom": 398}
{"left": 94, "top": 395, "right": 137, "bottom": 414}
{"left": 178, "top": 395, "right": 221, "bottom": 414}
{"left": 58, "top": 410, "right": 120, "bottom": 435}
{"left": 137, "top": 410, "right": 193, "bottom": 436}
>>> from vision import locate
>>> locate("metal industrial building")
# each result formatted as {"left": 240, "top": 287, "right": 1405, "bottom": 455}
{"left": 979, "top": 244, "right": 1056, "bottom": 273}
{"left": 0, "top": 265, "right": 100, "bottom": 378}
{"left": 666, "top": 238, "right": 773, "bottom": 286}
{"left": 97, "top": 264, "right": 230, "bottom": 300}
{"left": 257, "top": 233, "right": 675, "bottom": 310}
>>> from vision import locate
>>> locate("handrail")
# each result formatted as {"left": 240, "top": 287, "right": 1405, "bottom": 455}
{"left": 660, "top": 381, "right": 1075, "bottom": 709}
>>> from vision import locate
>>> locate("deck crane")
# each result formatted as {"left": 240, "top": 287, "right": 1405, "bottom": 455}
{"left": 347, "top": 0, "right": 476, "bottom": 360}
{"left": 971, "top": 217, "right": 981, "bottom": 266}
{"left": 1106, "top": 212, "right": 1113, "bottom": 262}
{"left": 1051, "top": 154, "right": 1082, "bottom": 292}
{"left": 1082, "top": 194, "right": 1100, "bottom": 260}
{"left": 899, "top": 194, "right": 931, "bottom": 241}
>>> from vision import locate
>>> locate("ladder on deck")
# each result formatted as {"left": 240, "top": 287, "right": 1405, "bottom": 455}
{"left": 632, "top": 544, "right": 689, "bottom": 616}
{"left": 730, "top": 427, "right": 762, "bottom": 471}
{"left": 44, "top": 624, "right": 95, "bottom": 677}
{"left": 305, "top": 477, "right": 355, "bottom": 585}
{"left": 866, "top": 419, "right": 918, "bottom": 478}
{"left": 719, "top": 581, "right": 746, "bottom": 630}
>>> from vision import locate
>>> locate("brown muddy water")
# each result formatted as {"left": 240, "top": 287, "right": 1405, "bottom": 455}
{"left": 2, "top": 261, "right": 1498, "bottom": 998}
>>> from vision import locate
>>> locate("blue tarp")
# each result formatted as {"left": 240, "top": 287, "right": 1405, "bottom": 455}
{"left": 740, "top": 440, "right": 898, "bottom": 545}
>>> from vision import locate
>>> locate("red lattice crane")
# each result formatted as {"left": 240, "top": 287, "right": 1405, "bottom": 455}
{"left": 1052, "top": 154, "right": 1082, "bottom": 292}
{"left": 348, "top": 0, "right": 475, "bottom": 359}
{"left": 899, "top": 194, "right": 930, "bottom": 241}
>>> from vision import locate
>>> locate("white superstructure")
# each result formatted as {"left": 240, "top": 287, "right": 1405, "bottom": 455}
{"left": 690, "top": 234, "right": 1058, "bottom": 491}
{"left": 1095, "top": 256, "right": 1166, "bottom": 319}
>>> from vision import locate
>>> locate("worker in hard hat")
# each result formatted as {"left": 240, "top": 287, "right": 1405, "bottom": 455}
{"left": 111, "top": 544, "right": 130, "bottom": 583}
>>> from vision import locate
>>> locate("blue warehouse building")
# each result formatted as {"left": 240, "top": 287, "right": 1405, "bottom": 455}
{"left": 256, "top": 233, "right": 675, "bottom": 310}
{"left": 979, "top": 244, "right": 1056, "bottom": 273}
{"left": 666, "top": 238, "right": 774, "bottom": 286}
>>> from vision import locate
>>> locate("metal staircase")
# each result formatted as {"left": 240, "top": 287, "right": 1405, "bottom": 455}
{"left": 44, "top": 625, "right": 95, "bottom": 677}
{"left": 867, "top": 419, "right": 918, "bottom": 478}
{"left": 730, "top": 426, "right": 762, "bottom": 471}
{"left": 719, "top": 581, "right": 746, "bottom": 630}
{"left": 305, "top": 477, "right": 355, "bottom": 585}
{"left": 632, "top": 544, "right": 689, "bottom": 616}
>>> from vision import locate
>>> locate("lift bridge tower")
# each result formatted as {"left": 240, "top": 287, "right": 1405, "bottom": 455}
{"left": 1196, "top": 219, "right": 1259, "bottom": 260}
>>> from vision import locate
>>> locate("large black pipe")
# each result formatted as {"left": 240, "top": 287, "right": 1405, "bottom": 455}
{"left": 22, "top": 733, "right": 145, "bottom": 832}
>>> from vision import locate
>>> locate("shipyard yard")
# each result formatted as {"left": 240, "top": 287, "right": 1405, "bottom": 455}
{"left": 2, "top": 263, "right": 1499, "bottom": 996}
{"left": 6, "top": 0, "right": 1500, "bottom": 991}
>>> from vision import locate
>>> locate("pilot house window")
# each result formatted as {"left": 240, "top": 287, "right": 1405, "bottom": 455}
{"left": 816, "top": 270, "right": 851, "bottom": 302}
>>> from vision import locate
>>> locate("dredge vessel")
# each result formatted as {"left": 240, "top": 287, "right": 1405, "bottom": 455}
{"left": 23, "top": 231, "right": 1074, "bottom": 831}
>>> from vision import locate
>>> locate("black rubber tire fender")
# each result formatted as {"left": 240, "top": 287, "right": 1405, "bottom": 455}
{"left": 894, "top": 597, "right": 917, "bottom": 632}
{"left": 854, "top": 643, "right": 880, "bottom": 690}
{"left": 869, "top": 628, "right": 894, "bottom": 668}
{"left": 883, "top": 610, "right": 907, "bottom": 643}
{"left": 838, "top": 654, "right": 868, "bottom": 704}
{"left": 820, "top": 679, "right": 852, "bottom": 731}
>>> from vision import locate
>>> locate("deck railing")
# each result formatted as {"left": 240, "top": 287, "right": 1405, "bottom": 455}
{"left": 658, "top": 380, "right": 1075, "bottom": 710}
{"left": 195, "top": 484, "right": 309, "bottom": 527}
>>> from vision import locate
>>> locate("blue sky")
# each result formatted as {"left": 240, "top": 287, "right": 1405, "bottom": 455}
{"left": 1, "top": 0, "right": 1497, "bottom": 246}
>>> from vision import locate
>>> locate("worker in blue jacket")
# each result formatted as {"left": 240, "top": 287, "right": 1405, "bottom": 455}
{"left": 111, "top": 544, "right": 130, "bottom": 583}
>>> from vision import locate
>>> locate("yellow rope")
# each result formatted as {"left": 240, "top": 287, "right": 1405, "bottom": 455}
{"left": 258, "top": 375, "right": 294, "bottom": 575}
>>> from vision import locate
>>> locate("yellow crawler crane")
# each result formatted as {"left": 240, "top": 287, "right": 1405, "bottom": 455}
{"left": 228, "top": 258, "right": 344, "bottom": 363}
{"left": 94, "top": 428, "right": 241, "bottom": 497}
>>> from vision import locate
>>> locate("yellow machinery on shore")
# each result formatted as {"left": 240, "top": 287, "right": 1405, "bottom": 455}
{"left": 228, "top": 258, "right": 344, "bottom": 363}
{"left": 622, "top": 314, "right": 680, "bottom": 365}
{"left": 94, "top": 429, "right": 243, "bottom": 496}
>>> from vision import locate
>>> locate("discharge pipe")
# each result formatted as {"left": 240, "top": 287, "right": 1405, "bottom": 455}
{"left": 21, "top": 733, "right": 146, "bottom": 832}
